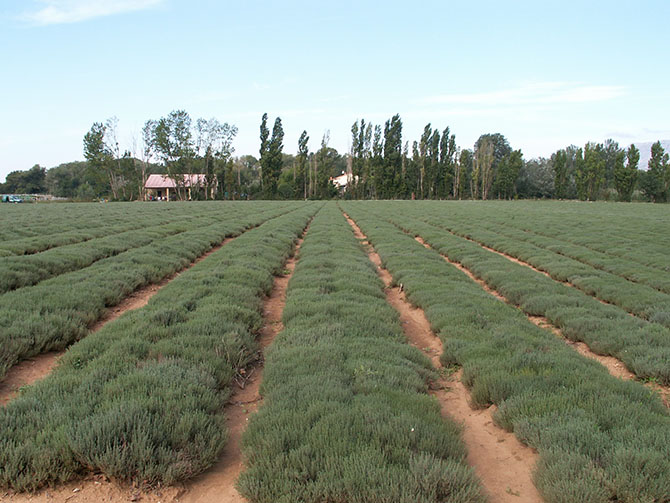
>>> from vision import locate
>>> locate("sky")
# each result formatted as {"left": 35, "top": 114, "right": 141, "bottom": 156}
{"left": 1, "top": 0, "right": 670, "bottom": 181}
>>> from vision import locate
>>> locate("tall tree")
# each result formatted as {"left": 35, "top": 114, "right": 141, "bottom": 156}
{"left": 152, "top": 110, "right": 194, "bottom": 200}
{"left": 370, "top": 125, "right": 384, "bottom": 198}
{"left": 296, "top": 130, "right": 309, "bottom": 199}
{"left": 496, "top": 150, "right": 523, "bottom": 199}
{"left": 641, "top": 141, "right": 670, "bottom": 202}
{"left": 438, "top": 127, "right": 457, "bottom": 198}
{"left": 259, "top": 113, "right": 270, "bottom": 195}
{"left": 382, "top": 114, "right": 402, "bottom": 199}
{"left": 140, "top": 120, "right": 156, "bottom": 200}
{"left": 552, "top": 149, "right": 568, "bottom": 198}
{"left": 601, "top": 139, "right": 622, "bottom": 188}
{"left": 261, "top": 116, "right": 284, "bottom": 198}
{"left": 517, "top": 157, "right": 554, "bottom": 198}
{"left": 1, "top": 165, "right": 46, "bottom": 194}
{"left": 195, "top": 117, "right": 237, "bottom": 199}
{"left": 614, "top": 144, "right": 639, "bottom": 202}
{"left": 575, "top": 142, "right": 605, "bottom": 200}
{"left": 83, "top": 122, "right": 118, "bottom": 199}
{"left": 474, "top": 137, "right": 494, "bottom": 199}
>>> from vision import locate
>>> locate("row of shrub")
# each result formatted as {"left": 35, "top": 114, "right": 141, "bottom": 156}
{"left": 0, "top": 202, "right": 302, "bottom": 380}
{"left": 414, "top": 205, "right": 670, "bottom": 326}
{"left": 0, "top": 212, "right": 229, "bottom": 293}
{"left": 413, "top": 200, "right": 670, "bottom": 272}
{"left": 449, "top": 211, "right": 670, "bottom": 296}
{"left": 454, "top": 200, "right": 670, "bottom": 272}
{"left": 377, "top": 206, "right": 670, "bottom": 384}
{"left": 0, "top": 202, "right": 213, "bottom": 254}
{"left": 238, "top": 204, "right": 485, "bottom": 503}
{"left": 0, "top": 203, "right": 318, "bottom": 491}
{"left": 343, "top": 202, "right": 670, "bottom": 503}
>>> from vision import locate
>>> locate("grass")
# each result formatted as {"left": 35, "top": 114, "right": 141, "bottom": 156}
{"left": 0, "top": 203, "right": 318, "bottom": 491}
{"left": 343, "top": 201, "right": 670, "bottom": 503}
{"left": 237, "top": 204, "right": 485, "bottom": 503}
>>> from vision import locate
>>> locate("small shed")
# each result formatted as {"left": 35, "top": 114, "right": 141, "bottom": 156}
{"left": 144, "top": 174, "right": 216, "bottom": 200}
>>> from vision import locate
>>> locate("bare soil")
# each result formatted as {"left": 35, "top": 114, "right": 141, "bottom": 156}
{"left": 2, "top": 230, "right": 307, "bottom": 503}
{"left": 0, "top": 352, "right": 62, "bottom": 406}
{"left": 344, "top": 214, "right": 543, "bottom": 503}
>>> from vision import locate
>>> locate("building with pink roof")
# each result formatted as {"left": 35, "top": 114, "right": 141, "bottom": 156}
{"left": 144, "top": 174, "right": 216, "bottom": 200}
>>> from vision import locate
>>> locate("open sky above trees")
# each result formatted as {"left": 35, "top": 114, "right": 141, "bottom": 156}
{"left": 1, "top": 0, "right": 670, "bottom": 181}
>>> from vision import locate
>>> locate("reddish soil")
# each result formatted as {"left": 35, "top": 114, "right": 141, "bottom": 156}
{"left": 344, "top": 214, "right": 543, "bottom": 503}
{"left": 2, "top": 230, "right": 307, "bottom": 503}
{"left": 0, "top": 352, "right": 62, "bottom": 406}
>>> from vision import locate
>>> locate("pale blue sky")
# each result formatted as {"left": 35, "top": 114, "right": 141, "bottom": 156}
{"left": 1, "top": 0, "right": 669, "bottom": 180}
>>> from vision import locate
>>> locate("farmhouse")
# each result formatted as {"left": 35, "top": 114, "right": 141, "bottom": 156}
{"left": 144, "top": 174, "right": 216, "bottom": 200}
{"left": 329, "top": 171, "right": 359, "bottom": 191}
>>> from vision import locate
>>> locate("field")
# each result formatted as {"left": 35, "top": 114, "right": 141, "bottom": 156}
{"left": 0, "top": 200, "right": 669, "bottom": 503}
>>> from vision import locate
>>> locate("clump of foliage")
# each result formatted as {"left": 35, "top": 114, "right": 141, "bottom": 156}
{"left": 238, "top": 204, "right": 485, "bottom": 503}
{"left": 344, "top": 202, "right": 670, "bottom": 503}
{"left": 0, "top": 202, "right": 303, "bottom": 380}
{"left": 0, "top": 204, "right": 318, "bottom": 491}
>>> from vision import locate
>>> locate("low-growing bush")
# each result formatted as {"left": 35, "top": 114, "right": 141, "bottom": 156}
{"left": 238, "top": 204, "right": 485, "bottom": 503}
{"left": 0, "top": 203, "right": 318, "bottom": 491}
{"left": 344, "top": 202, "right": 670, "bottom": 503}
{"left": 0, "top": 203, "right": 301, "bottom": 379}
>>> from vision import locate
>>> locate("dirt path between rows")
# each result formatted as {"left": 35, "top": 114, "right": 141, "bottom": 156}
{"left": 1, "top": 228, "right": 307, "bottom": 503}
{"left": 414, "top": 235, "right": 670, "bottom": 409}
{"left": 179, "top": 228, "right": 307, "bottom": 503}
{"left": 343, "top": 213, "right": 543, "bottom": 503}
{"left": 0, "top": 236, "right": 238, "bottom": 408}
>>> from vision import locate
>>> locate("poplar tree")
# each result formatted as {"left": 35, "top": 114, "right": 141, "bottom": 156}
{"left": 614, "top": 144, "right": 639, "bottom": 201}
{"left": 552, "top": 149, "right": 568, "bottom": 198}
{"left": 575, "top": 142, "right": 605, "bottom": 200}
{"left": 267, "top": 117, "right": 284, "bottom": 198}
{"left": 259, "top": 113, "right": 270, "bottom": 196}
{"left": 296, "top": 131, "right": 309, "bottom": 199}
{"left": 641, "top": 141, "right": 670, "bottom": 202}
{"left": 382, "top": 114, "right": 402, "bottom": 199}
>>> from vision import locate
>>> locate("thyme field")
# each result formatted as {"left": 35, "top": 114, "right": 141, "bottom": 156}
{"left": 0, "top": 200, "right": 668, "bottom": 503}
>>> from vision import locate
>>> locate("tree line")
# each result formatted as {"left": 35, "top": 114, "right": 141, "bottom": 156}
{"left": 2, "top": 110, "right": 669, "bottom": 203}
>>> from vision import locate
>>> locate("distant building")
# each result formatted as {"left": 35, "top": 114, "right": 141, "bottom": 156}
{"left": 329, "top": 172, "right": 358, "bottom": 191}
{"left": 144, "top": 174, "right": 216, "bottom": 200}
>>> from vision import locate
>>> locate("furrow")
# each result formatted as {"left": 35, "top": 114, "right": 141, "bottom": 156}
{"left": 0, "top": 204, "right": 300, "bottom": 381}
{"left": 179, "top": 221, "right": 310, "bottom": 503}
{"left": 345, "top": 212, "right": 542, "bottom": 503}
{"left": 379, "top": 209, "right": 670, "bottom": 385}
{"left": 0, "top": 233, "right": 239, "bottom": 407}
